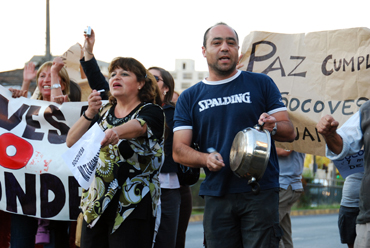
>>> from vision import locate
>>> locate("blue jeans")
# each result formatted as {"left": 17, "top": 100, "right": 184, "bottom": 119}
{"left": 204, "top": 188, "right": 282, "bottom": 248}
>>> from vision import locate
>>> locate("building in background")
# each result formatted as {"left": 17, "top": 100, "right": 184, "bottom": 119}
{"left": 170, "top": 59, "right": 208, "bottom": 93}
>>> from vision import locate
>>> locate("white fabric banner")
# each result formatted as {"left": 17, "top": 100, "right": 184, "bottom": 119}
{"left": 0, "top": 85, "right": 95, "bottom": 220}
{"left": 62, "top": 123, "right": 104, "bottom": 190}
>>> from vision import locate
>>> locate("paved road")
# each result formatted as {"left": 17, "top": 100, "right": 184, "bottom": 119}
{"left": 185, "top": 213, "right": 348, "bottom": 248}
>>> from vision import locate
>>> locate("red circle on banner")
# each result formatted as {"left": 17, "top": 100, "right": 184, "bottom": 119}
{"left": 0, "top": 133, "right": 33, "bottom": 170}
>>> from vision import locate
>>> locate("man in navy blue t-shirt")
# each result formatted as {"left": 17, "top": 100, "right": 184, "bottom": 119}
{"left": 173, "top": 22, "right": 296, "bottom": 248}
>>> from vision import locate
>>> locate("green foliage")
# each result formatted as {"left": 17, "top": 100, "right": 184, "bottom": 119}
{"left": 292, "top": 203, "right": 340, "bottom": 210}
{"left": 302, "top": 170, "right": 313, "bottom": 179}
{"left": 199, "top": 171, "right": 206, "bottom": 179}
{"left": 296, "top": 192, "right": 311, "bottom": 208}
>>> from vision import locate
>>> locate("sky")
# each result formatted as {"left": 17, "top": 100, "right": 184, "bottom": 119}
{"left": 0, "top": 0, "right": 369, "bottom": 73}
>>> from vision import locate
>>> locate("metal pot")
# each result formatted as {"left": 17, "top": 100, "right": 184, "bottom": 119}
{"left": 229, "top": 123, "right": 271, "bottom": 195}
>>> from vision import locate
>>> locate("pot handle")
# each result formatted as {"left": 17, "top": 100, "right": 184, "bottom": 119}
{"left": 248, "top": 178, "right": 261, "bottom": 195}
{"left": 254, "top": 122, "right": 265, "bottom": 131}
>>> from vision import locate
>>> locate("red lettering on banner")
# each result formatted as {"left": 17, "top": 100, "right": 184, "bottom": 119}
{"left": 0, "top": 133, "right": 33, "bottom": 170}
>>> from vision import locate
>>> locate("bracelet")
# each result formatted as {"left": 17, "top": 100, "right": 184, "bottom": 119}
{"left": 83, "top": 111, "right": 93, "bottom": 121}
{"left": 85, "top": 50, "right": 94, "bottom": 56}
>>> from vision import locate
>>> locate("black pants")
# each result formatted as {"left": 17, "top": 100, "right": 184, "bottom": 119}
{"left": 11, "top": 214, "right": 71, "bottom": 248}
{"left": 176, "top": 185, "right": 192, "bottom": 248}
{"left": 203, "top": 188, "right": 281, "bottom": 248}
{"left": 154, "top": 188, "right": 181, "bottom": 248}
{"left": 80, "top": 194, "right": 155, "bottom": 248}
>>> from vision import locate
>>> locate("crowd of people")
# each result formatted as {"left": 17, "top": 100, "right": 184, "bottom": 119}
{"left": 1, "top": 22, "right": 367, "bottom": 248}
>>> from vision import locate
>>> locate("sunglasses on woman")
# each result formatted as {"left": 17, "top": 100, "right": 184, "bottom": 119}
{"left": 154, "top": 75, "right": 163, "bottom": 82}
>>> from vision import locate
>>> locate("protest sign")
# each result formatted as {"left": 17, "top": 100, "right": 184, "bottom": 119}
{"left": 332, "top": 150, "right": 364, "bottom": 178}
{"left": 239, "top": 27, "right": 370, "bottom": 156}
{"left": 61, "top": 43, "right": 84, "bottom": 83}
{"left": 62, "top": 123, "right": 104, "bottom": 190}
{"left": 0, "top": 85, "right": 92, "bottom": 220}
{"left": 0, "top": 41, "right": 107, "bottom": 220}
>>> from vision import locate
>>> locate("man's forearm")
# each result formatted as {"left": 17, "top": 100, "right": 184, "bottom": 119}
{"left": 273, "top": 120, "right": 296, "bottom": 142}
{"left": 173, "top": 144, "right": 207, "bottom": 168}
{"left": 324, "top": 133, "right": 343, "bottom": 155}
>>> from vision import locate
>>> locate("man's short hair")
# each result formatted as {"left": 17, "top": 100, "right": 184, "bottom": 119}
{"left": 203, "top": 22, "right": 239, "bottom": 48}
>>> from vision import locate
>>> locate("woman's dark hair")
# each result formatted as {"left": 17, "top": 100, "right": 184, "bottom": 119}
{"left": 148, "top": 66, "right": 175, "bottom": 106}
{"left": 69, "top": 80, "right": 81, "bottom": 102}
{"left": 108, "top": 57, "right": 161, "bottom": 106}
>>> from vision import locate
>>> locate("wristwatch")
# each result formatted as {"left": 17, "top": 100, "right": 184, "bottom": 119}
{"left": 50, "top": 84, "right": 61, "bottom": 89}
{"left": 271, "top": 122, "right": 277, "bottom": 136}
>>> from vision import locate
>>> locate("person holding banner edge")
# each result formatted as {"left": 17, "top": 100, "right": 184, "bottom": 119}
{"left": 172, "top": 22, "right": 296, "bottom": 248}
{"left": 66, "top": 49, "right": 165, "bottom": 247}
{"left": 9, "top": 57, "right": 72, "bottom": 248}
{"left": 317, "top": 108, "right": 370, "bottom": 248}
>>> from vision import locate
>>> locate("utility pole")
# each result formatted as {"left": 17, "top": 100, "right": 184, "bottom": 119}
{"left": 313, "top": 155, "right": 317, "bottom": 178}
{"left": 45, "top": 0, "right": 52, "bottom": 61}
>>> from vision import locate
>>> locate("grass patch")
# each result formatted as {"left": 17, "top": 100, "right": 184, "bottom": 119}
{"left": 191, "top": 209, "right": 204, "bottom": 215}
{"left": 291, "top": 204, "right": 340, "bottom": 210}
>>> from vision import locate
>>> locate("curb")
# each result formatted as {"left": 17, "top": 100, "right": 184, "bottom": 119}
{"left": 189, "top": 209, "right": 339, "bottom": 223}
{"left": 189, "top": 214, "right": 204, "bottom": 223}
{"left": 290, "top": 208, "right": 339, "bottom": 216}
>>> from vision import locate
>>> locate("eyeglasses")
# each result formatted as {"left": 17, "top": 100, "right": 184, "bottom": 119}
{"left": 154, "top": 75, "right": 163, "bottom": 82}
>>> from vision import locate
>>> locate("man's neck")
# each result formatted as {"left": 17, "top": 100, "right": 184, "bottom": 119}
{"left": 206, "top": 68, "right": 238, "bottom": 82}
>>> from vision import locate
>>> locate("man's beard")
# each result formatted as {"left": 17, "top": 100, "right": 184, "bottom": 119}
{"left": 208, "top": 59, "right": 238, "bottom": 77}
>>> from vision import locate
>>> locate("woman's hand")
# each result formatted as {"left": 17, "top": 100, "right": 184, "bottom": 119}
{"left": 8, "top": 88, "right": 27, "bottom": 98}
{"left": 50, "top": 57, "right": 68, "bottom": 104}
{"left": 51, "top": 57, "right": 65, "bottom": 74}
{"left": 83, "top": 28, "right": 95, "bottom": 60}
{"left": 85, "top": 90, "right": 103, "bottom": 119}
{"left": 101, "top": 128, "right": 119, "bottom": 147}
{"left": 52, "top": 95, "right": 69, "bottom": 104}
{"left": 22, "top": 62, "right": 37, "bottom": 93}
{"left": 23, "top": 62, "right": 37, "bottom": 84}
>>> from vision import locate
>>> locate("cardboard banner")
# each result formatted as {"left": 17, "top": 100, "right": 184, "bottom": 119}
{"left": 61, "top": 43, "right": 85, "bottom": 83}
{"left": 332, "top": 150, "right": 364, "bottom": 179}
{"left": 239, "top": 27, "right": 370, "bottom": 156}
{"left": 0, "top": 85, "right": 89, "bottom": 220}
